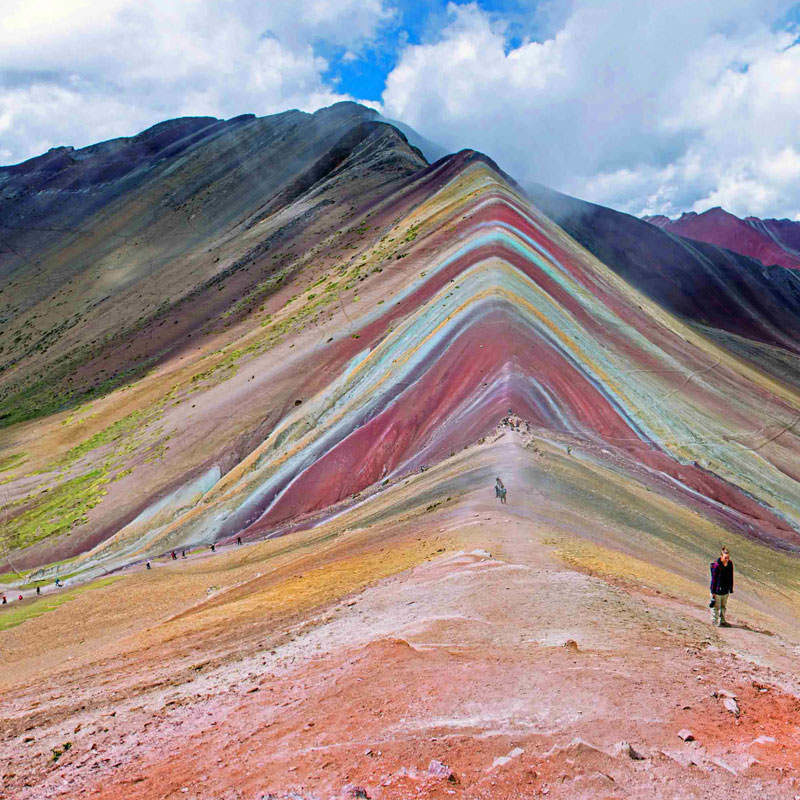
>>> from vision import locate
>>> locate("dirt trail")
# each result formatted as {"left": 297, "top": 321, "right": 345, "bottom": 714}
{"left": 2, "top": 436, "right": 800, "bottom": 799}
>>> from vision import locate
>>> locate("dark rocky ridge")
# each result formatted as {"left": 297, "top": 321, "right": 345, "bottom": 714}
{"left": 528, "top": 183, "right": 800, "bottom": 359}
{"left": 0, "top": 103, "right": 427, "bottom": 425}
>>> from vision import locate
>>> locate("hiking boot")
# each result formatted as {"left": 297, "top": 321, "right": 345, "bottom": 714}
{"left": 719, "top": 620, "right": 731, "bottom": 627}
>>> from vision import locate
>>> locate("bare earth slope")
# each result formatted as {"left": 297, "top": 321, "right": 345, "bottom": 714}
{"left": 1, "top": 105, "right": 799, "bottom": 798}
{"left": 2, "top": 433, "right": 800, "bottom": 799}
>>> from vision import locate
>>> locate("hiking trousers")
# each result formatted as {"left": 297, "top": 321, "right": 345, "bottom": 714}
{"left": 712, "top": 593, "right": 728, "bottom": 625}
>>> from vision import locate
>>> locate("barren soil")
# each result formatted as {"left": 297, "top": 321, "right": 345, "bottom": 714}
{"left": 3, "top": 435, "right": 800, "bottom": 799}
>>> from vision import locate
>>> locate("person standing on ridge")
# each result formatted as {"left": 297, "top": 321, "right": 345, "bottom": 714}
{"left": 495, "top": 477, "right": 507, "bottom": 504}
{"left": 710, "top": 546, "right": 734, "bottom": 627}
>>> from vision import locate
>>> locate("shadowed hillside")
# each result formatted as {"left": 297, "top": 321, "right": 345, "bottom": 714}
{"left": 0, "top": 102, "right": 425, "bottom": 427}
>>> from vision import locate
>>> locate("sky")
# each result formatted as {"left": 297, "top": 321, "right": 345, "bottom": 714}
{"left": 2, "top": 0, "right": 800, "bottom": 219}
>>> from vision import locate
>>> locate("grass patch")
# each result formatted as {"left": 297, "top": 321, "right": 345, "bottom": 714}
{"left": 0, "top": 452, "right": 26, "bottom": 473}
{"left": 404, "top": 223, "right": 420, "bottom": 242}
{"left": 0, "top": 351, "right": 156, "bottom": 430}
{"left": 1, "top": 468, "right": 111, "bottom": 551}
{"left": 0, "top": 576, "right": 119, "bottom": 632}
{"left": 63, "top": 410, "right": 147, "bottom": 464}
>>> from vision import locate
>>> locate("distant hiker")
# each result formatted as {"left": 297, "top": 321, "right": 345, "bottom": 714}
{"left": 495, "top": 477, "right": 507, "bottom": 504}
{"left": 18, "top": 594, "right": 22, "bottom": 601}
{"left": 55, "top": 578, "right": 62, "bottom": 588}
{"left": 1, "top": 595, "right": 6, "bottom": 604}
{"left": 210, "top": 543, "right": 216, "bottom": 552}
{"left": 710, "top": 546, "right": 734, "bottom": 627}
{"left": 146, "top": 560, "right": 151, "bottom": 570}
{"left": 36, "top": 585, "right": 41, "bottom": 595}
{"left": 171, "top": 550, "right": 177, "bottom": 560}
{"left": 181, "top": 550, "right": 186, "bottom": 558}
{"left": 236, "top": 536, "right": 242, "bottom": 546}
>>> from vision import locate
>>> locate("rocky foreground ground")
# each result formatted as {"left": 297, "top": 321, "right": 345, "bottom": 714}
{"left": 2, "top": 432, "right": 799, "bottom": 800}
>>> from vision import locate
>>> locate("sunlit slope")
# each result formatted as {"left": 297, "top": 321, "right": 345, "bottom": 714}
{"left": 2, "top": 147, "right": 799, "bottom": 580}
{"left": 17, "top": 155, "right": 797, "bottom": 577}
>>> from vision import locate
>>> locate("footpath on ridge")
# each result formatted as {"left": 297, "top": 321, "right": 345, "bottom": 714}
{"left": 3, "top": 431, "right": 799, "bottom": 799}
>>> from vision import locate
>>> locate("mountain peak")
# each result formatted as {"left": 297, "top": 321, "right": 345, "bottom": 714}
{"left": 643, "top": 205, "right": 800, "bottom": 269}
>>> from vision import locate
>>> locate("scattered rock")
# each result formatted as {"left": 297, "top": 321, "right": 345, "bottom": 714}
{"left": 722, "top": 697, "right": 741, "bottom": 717}
{"left": 342, "top": 785, "right": 370, "bottom": 798}
{"left": 563, "top": 639, "right": 580, "bottom": 652}
{"left": 711, "top": 689, "right": 740, "bottom": 716}
{"left": 678, "top": 729, "right": 695, "bottom": 742}
{"left": 489, "top": 747, "right": 524, "bottom": 770}
{"left": 428, "top": 759, "right": 457, "bottom": 781}
{"left": 615, "top": 741, "right": 646, "bottom": 760}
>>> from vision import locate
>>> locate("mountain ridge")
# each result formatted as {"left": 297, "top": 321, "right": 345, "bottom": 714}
{"left": 643, "top": 205, "right": 800, "bottom": 271}
{"left": 0, "top": 103, "right": 427, "bottom": 428}
{"left": 1, "top": 103, "right": 799, "bottom": 576}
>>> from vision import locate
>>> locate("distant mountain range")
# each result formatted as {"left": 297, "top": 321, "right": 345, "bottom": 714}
{"left": 643, "top": 207, "right": 800, "bottom": 270}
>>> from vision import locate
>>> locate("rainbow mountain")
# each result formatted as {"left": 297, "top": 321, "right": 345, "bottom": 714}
{"left": 1, "top": 103, "right": 799, "bottom": 582}
{"left": 3, "top": 102, "right": 800, "bottom": 800}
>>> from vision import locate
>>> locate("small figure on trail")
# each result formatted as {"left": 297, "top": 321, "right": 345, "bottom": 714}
{"left": 18, "top": 594, "right": 22, "bottom": 601}
{"left": 171, "top": 550, "right": 177, "bottom": 560}
{"left": 36, "top": 585, "right": 41, "bottom": 595}
{"left": 146, "top": 560, "right": 151, "bottom": 569}
{"left": 710, "top": 546, "right": 734, "bottom": 627}
{"left": 181, "top": 550, "right": 186, "bottom": 558}
{"left": 495, "top": 477, "right": 507, "bottom": 504}
{"left": 55, "top": 578, "right": 62, "bottom": 588}
{"left": 237, "top": 536, "right": 242, "bottom": 546}
{"left": 210, "top": 543, "right": 216, "bottom": 552}
{"left": 2, "top": 595, "right": 6, "bottom": 604}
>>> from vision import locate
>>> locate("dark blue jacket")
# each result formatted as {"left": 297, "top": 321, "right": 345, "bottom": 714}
{"left": 710, "top": 558, "right": 734, "bottom": 595}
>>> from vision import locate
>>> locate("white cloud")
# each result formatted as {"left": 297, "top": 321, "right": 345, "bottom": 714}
{"left": 0, "top": 0, "right": 392, "bottom": 164}
{"left": 382, "top": 1, "right": 800, "bottom": 219}
{"left": 3, "top": 0, "right": 800, "bottom": 220}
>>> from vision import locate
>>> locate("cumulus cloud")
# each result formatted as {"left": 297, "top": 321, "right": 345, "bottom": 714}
{"left": 0, "top": 0, "right": 392, "bottom": 164}
{"left": 3, "top": 0, "right": 800, "bottom": 220}
{"left": 382, "top": 1, "right": 800, "bottom": 219}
